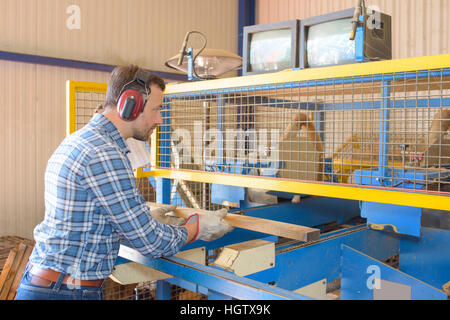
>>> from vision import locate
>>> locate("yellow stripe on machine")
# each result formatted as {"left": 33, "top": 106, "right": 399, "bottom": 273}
{"left": 141, "top": 169, "right": 450, "bottom": 211}
{"left": 164, "top": 53, "right": 450, "bottom": 94}
{"left": 64, "top": 59, "right": 450, "bottom": 212}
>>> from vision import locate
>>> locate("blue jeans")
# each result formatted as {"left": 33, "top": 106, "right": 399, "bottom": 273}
{"left": 15, "top": 263, "right": 104, "bottom": 300}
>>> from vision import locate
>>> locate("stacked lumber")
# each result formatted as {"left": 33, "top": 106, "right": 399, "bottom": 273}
{"left": 0, "top": 236, "right": 34, "bottom": 274}
{"left": 0, "top": 236, "right": 34, "bottom": 300}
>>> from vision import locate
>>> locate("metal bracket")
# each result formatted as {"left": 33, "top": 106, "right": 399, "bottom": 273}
{"left": 212, "top": 239, "right": 275, "bottom": 276}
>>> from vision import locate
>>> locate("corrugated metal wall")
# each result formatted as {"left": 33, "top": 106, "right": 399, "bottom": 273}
{"left": 0, "top": 0, "right": 238, "bottom": 72}
{"left": 0, "top": 60, "right": 110, "bottom": 238}
{"left": 0, "top": 0, "right": 238, "bottom": 238}
{"left": 256, "top": 0, "right": 449, "bottom": 59}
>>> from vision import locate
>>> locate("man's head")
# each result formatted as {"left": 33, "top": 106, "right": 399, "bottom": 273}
{"left": 103, "top": 65, "right": 166, "bottom": 141}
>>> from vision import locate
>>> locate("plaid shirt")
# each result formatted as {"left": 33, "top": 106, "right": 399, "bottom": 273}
{"left": 29, "top": 113, "right": 187, "bottom": 280}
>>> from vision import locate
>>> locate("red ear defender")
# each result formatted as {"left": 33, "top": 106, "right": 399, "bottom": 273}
{"left": 116, "top": 89, "right": 144, "bottom": 121}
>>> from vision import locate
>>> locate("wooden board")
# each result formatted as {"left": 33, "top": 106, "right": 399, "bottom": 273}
{"left": 0, "top": 242, "right": 34, "bottom": 300}
{"left": 0, "top": 236, "right": 34, "bottom": 275}
{"left": 147, "top": 202, "right": 320, "bottom": 242}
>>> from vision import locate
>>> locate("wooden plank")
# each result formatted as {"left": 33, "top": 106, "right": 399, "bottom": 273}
{"left": 0, "top": 246, "right": 18, "bottom": 294}
{"left": 0, "top": 243, "right": 34, "bottom": 300}
{"left": 0, "top": 236, "right": 33, "bottom": 250}
{"left": 7, "top": 244, "right": 33, "bottom": 300}
{"left": 0, "top": 244, "right": 26, "bottom": 300}
{"left": 147, "top": 202, "right": 320, "bottom": 242}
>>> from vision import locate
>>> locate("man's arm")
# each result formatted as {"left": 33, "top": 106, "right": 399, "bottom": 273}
{"left": 81, "top": 147, "right": 188, "bottom": 258}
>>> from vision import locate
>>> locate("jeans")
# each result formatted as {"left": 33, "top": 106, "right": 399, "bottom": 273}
{"left": 15, "top": 263, "right": 104, "bottom": 300}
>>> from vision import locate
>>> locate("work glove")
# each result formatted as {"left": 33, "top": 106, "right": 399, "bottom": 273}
{"left": 149, "top": 205, "right": 185, "bottom": 226}
{"left": 183, "top": 208, "right": 234, "bottom": 242}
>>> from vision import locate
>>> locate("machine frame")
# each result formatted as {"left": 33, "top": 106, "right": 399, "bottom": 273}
{"left": 66, "top": 53, "right": 450, "bottom": 300}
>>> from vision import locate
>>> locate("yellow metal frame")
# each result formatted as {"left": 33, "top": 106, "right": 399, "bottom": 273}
{"left": 142, "top": 168, "right": 449, "bottom": 211}
{"left": 164, "top": 53, "right": 450, "bottom": 95}
{"left": 67, "top": 55, "right": 450, "bottom": 211}
{"left": 66, "top": 80, "right": 108, "bottom": 136}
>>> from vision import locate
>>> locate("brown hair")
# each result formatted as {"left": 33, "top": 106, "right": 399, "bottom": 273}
{"left": 104, "top": 65, "right": 166, "bottom": 108}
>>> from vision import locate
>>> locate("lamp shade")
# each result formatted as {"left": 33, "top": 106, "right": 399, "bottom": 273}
{"left": 165, "top": 48, "right": 242, "bottom": 79}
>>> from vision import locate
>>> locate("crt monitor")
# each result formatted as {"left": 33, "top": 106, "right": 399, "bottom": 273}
{"left": 300, "top": 8, "right": 391, "bottom": 69}
{"left": 242, "top": 20, "right": 299, "bottom": 76}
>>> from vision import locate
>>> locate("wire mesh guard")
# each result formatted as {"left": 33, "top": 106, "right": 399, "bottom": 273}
{"left": 74, "top": 90, "right": 106, "bottom": 131}
{"left": 162, "top": 69, "right": 450, "bottom": 195}
{"left": 102, "top": 278, "right": 207, "bottom": 300}
{"left": 71, "top": 66, "right": 450, "bottom": 299}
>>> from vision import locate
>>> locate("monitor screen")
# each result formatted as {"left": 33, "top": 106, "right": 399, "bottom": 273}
{"left": 306, "top": 17, "right": 355, "bottom": 68}
{"left": 249, "top": 29, "right": 292, "bottom": 73}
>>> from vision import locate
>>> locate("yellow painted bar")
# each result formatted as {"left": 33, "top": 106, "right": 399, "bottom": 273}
{"left": 142, "top": 168, "right": 450, "bottom": 211}
{"left": 164, "top": 53, "right": 450, "bottom": 94}
{"left": 66, "top": 80, "right": 77, "bottom": 136}
{"left": 134, "top": 167, "right": 146, "bottom": 179}
{"left": 66, "top": 80, "right": 108, "bottom": 135}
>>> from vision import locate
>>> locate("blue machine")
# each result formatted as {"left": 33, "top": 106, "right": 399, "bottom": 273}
{"left": 113, "top": 8, "right": 450, "bottom": 300}
{"left": 115, "top": 66, "right": 450, "bottom": 301}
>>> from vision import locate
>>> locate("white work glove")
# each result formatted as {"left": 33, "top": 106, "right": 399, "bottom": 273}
{"left": 183, "top": 208, "right": 234, "bottom": 242}
{"left": 149, "top": 205, "right": 185, "bottom": 226}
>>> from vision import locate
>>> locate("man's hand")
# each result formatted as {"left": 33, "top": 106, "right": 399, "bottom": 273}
{"left": 149, "top": 205, "right": 185, "bottom": 226}
{"left": 184, "top": 208, "right": 234, "bottom": 242}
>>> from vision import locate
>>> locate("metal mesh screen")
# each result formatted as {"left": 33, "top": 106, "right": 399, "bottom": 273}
{"left": 102, "top": 278, "right": 207, "bottom": 300}
{"left": 163, "top": 69, "right": 450, "bottom": 195}
{"left": 74, "top": 90, "right": 106, "bottom": 130}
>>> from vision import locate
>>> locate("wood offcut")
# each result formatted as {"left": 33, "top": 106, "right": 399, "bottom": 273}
{"left": 0, "top": 238, "right": 34, "bottom": 300}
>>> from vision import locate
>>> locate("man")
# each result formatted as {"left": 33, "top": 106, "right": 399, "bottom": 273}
{"left": 15, "top": 65, "right": 233, "bottom": 300}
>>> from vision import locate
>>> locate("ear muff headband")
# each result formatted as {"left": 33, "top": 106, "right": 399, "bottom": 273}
{"left": 116, "top": 69, "right": 152, "bottom": 121}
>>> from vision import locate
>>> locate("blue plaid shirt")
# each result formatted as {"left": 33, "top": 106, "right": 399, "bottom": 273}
{"left": 29, "top": 113, "right": 187, "bottom": 280}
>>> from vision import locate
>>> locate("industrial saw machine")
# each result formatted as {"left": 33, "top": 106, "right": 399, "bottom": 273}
{"left": 66, "top": 7, "right": 449, "bottom": 298}
{"left": 68, "top": 52, "right": 450, "bottom": 300}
